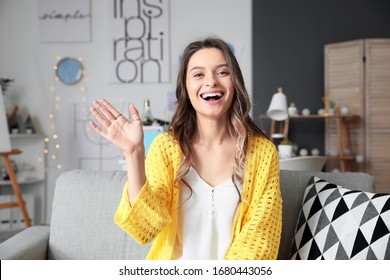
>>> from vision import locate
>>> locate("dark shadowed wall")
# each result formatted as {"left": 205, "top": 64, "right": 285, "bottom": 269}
{"left": 253, "top": 0, "right": 390, "bottom": 153}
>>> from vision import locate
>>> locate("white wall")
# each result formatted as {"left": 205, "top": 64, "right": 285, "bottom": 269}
{"left": 0, "top": 0, "right": 252, "bottom": 223}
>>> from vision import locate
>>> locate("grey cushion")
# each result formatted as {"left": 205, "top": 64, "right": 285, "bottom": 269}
{"left": 48, "top": 170, "right": 151, "bottom": 259}
{"left": 278, "top": 170, "right": 375, "bottom": 260}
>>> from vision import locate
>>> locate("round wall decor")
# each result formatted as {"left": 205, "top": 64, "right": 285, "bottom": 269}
{"left": 55, "top": 57, "right": 84, "bottom": 85}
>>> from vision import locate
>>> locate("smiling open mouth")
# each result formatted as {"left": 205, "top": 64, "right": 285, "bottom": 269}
{"left": 201, "top": 92, "right": 222, "bottom": 101}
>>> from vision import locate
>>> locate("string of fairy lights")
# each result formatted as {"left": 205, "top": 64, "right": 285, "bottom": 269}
{"left": 43, "top": 56, "right": 138, "bottom": 174}
{"left": 45, "top": 56, "right": 89, "bottom": 172}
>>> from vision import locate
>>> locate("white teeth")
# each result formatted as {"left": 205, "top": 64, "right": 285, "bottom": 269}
{"left": 201, "top": 92, "right": 222, "bottom": 98}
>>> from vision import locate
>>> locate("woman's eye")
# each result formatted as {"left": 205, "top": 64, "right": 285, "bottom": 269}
{"left": 218, "top": 70, "right": 230, "bottom": 76}
{"left": 193, "top": 73, "right": 203, "bottom": 78}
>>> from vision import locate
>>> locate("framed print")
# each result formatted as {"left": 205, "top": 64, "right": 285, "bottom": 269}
{"left": 39, "top": 0, "right": 91, "bottom": 43}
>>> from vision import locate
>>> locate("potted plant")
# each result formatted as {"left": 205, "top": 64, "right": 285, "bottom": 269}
{"left": 0, "top": 78, "right": 14, "bottom": 94}
{"left": 1, "top": 78, "right": 14, "bottom": 113}
{"left": 278, "top": 138, "right": 294, "bottom": 159}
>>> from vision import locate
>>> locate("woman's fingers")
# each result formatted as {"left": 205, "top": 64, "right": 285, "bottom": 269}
{"left": 129, "top": 104, "right": 141, "bottom": 122}
{"left": 90, "top": 101, "right": 141, "bottom": 134}
{"left": 89, "top": 120, "right": 106, "bottom": 137}
{"left": 92, "top": 99, "right": 117, "bottom": 122}
{"left": 90, "top": 105, "right": 111, "bottom": 128}
{"left": 101, "top": 99, "right": 122, "bottom": 120}
{"left": 89, "top": 100, "right": 145, "bottom": 156}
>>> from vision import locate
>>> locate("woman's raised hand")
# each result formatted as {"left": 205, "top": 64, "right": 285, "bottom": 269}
{"left": 89, "top": 99, "right": 144, "bottom": 156}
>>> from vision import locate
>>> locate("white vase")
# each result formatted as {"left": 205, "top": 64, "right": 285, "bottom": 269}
{"left": 278, "top": 144, "right": 293, "bottom": 159}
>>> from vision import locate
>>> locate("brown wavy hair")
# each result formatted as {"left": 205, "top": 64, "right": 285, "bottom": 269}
{"left": 168, "top": 37, "right": 268, "bottom": 185}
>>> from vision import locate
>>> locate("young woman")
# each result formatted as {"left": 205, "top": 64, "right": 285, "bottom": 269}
{"left": 89, "top": 37, "right": 282, "bottom": 260}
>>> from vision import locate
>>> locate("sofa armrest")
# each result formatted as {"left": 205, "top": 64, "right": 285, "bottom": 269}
{"left": 0, "top": 226, "right": 50, "bottom": 260}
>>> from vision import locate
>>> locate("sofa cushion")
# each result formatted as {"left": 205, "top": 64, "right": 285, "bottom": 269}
{"left": 289, "top": 176, "right": 390, "bottom": 260}
{"left": 278, "top": 170, "right": 375, "bottom": 260}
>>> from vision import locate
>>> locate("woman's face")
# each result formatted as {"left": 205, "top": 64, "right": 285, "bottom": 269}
{"left": 186, "top": 48, "right": 234, "bottom": 121}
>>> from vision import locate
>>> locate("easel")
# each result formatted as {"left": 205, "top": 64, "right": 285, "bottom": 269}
{"left": 0, "top": 149, "right": 31, "bottom": 227}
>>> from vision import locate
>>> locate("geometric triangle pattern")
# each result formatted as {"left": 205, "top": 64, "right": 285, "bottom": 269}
{"left": 289, "top": 176, "right": 390, "bottom": 260}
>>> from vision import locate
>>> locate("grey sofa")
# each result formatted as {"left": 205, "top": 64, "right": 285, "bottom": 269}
{"left": 0, "top": 169, "right": 375, "bottom": 260}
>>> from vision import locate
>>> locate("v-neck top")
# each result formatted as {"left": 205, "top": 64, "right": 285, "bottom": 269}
{"left": 177, "top": 167, "right": 241, "bottom": 260}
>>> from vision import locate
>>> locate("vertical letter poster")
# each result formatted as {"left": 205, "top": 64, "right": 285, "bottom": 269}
{"left": 108, "top": 0, "right": 170, "bottom": 83}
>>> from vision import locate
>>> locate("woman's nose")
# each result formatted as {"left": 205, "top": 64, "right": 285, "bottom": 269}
{"left": 205, "top": 74, "right": 218, "bottom": 87}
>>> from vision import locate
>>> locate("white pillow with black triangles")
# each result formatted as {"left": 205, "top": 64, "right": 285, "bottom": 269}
{"left": 290, "top": 176, "right": 390, "bottom": 260}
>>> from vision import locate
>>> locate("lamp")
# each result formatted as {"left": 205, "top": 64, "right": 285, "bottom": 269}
{"left": 0, "top": 89, "right": 12, "bottom": 153}
{"left": 267, "top": 87, "right": 288, "bottom": 121}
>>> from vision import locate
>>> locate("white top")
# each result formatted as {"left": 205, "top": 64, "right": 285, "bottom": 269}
{"left": 177, "top": 167, "right": 241, "bottom": 260}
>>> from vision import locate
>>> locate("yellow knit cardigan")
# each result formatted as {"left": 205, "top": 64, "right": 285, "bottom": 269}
{"left": 114, "top": 132, "right": 282, "bottom": 260}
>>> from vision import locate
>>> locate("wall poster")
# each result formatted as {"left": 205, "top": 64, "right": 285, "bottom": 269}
{"left": 108, "top": 0, "right": 170, "bottom": 83}
{"left": 68, "top": 102, "right": 164, "bottom": 171}
{"left": 38, "top": 0, "right": 91, "bottom": 43}
{"left": 68, "top": 102, "right": 127, "bottom": 171}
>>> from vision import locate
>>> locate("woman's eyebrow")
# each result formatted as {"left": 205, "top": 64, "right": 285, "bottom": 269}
{"left": 189, "top": 66, "right": 205, "bottom": 72}
{"left": 189, "top": 63, "right": 229, "bottom": 72}
{"left": 217, "top": 63, "right": 229, "bottom": 68}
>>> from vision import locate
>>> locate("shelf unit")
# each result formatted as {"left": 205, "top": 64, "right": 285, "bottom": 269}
{"left": 0, "top": 133, "right": 47, "bottom": 229}
{"left": 260, "top": 114, "right": 359, "bottom": 172}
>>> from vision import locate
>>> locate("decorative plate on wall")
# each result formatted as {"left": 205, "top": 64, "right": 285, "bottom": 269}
{"left": 55, "top": 57, "right": 84, "bottom": 85}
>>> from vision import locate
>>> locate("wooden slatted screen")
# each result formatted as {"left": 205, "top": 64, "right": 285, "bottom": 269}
{"left": 365, "top": 39, "right": 390, "bottom": 193}
{"left": 324, "top": 39, "right": 366, "bottom": 173}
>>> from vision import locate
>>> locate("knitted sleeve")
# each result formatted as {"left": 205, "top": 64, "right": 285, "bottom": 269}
{"left": 114, "top": 133, "right": 178, "bottom": 244}
{"left": 225, "top": 138, "right": 283, "bottom": 260}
